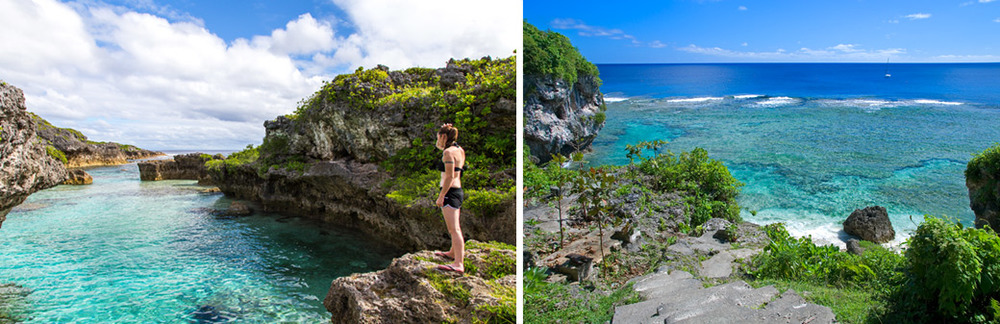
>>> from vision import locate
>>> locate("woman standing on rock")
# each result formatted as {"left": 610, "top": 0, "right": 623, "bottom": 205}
{"left": 434, "top": 123, "right": 466, "bottom": 273}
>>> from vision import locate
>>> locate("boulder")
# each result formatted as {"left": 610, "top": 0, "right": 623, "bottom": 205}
{"left": 61, "top": 169, "right": 93, "bottom": 185}
{"left": 843, "top": 206, "right": 895, "bottom": 243}
{"left": 0, "top": 81, "right": 67, "bottom": 228}
{"left": 324, "top": 242, "right": 515, "bottom": 324}
{"left": 553, "top": 253, "right": 594, "bottom": 282}
{"left": 846, "top": 239, "right": 865, "bottom": 256}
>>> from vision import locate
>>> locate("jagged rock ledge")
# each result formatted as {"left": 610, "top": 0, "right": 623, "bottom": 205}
{"left": 324, "top": 241, "right": 515, "bottom": 324}
{"left": 0, "top": 81, "right": 67, "bottom": 228}
{"left": 138, "top": 153, "right": 221, "bottom": 185}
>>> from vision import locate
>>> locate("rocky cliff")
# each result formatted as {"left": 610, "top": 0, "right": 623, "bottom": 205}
{"left": 523, "top": 21, "right": 606, "bottom": 164}
{"left": 209, "top": 56, "right": 516, "bottom": 251}
{"left": 32, "top": 113, "right": 163, "bottom": 168}
{"left": 138, "top": 153, "right": 220, "bottom": 185}
{"left": 324, "top": 241, "right": 515, "bottom": 324}
{"left": 0, "top": 81, "right": 67, "bottom": 228}
{"left": 968, "top": 143, "right": 1000, "bottom": 230}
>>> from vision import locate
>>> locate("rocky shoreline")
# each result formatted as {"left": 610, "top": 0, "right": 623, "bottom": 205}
{"left": 138, "top": 153, "right": 220, "bottom": 185}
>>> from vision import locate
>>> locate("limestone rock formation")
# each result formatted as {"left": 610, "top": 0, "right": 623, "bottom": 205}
{"left": 61, "top": 169, "right": 93, "bottom": 185}
{"left": 210, "top": 57, "right": 515, "bottom": 251}
{"left": 843, "top": 206, "right": 895, "bottom": 243}
{"left": 324, "top": 241, "right": 514, "bottom": 324}
{"left": 32, "top": 113, "right": 163, "bottom": 168}
{"left": 967, "top": 146, "right": 1000, "bottom": 230}
{"left": 524, "top": 74, "right": 605, "bottom": 164}
{"left": 138, "top": 153, "right": 219, "bottom": 185}
{"left": 0, "top": 81, "right": 67, "bottom": 228}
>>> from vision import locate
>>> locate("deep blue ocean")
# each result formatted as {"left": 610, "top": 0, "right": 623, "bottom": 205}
{"left": 590, "top": 63, "right": 1000, "bottom": 247}
{"left": 0, "top": 160, "right": 401, "bottom": 322}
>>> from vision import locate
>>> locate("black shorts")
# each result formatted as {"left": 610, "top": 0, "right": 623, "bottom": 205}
{"left": 442, "top": 187, "right": 464, "bottom": 209}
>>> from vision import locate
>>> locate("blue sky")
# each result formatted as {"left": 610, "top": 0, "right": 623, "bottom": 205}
{"left": 525, "top": 0, "right": 1000, "bottom": 63}
{"left": 0, "top": 0, "right": 519, "bottom": 150}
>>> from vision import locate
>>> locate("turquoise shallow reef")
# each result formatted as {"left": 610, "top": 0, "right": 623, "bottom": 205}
{"left": 591, "top": 63, "right": 1000, "bottom": 247}
{"left": 0, "top": 162, "right": 400, "bottom": 322}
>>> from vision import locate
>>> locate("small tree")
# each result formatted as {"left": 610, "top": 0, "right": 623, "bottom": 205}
{"left": 548, "top": 154, "right": 571, "bottom": 248}
{"left": 573, "top": 167, "right": 617, "bottom": 277}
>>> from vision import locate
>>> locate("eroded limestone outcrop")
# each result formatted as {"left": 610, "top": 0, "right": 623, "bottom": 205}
{"left": 61, "top": 169, "right": 93, "bottom": 185}
{"left": 524, "top": 74, "right": 605, "bottom": 164}
{"left": 209, "top": 57, "right": 516, "bottom": 251}
{"left": 0, "top": 81, "right": 67, "bottom": 228}
{"left": 33, "top": 113, "right": 163, "bottom": 168}
{"left": 138, "top": 153, "right": 220, "bottom": 185}
{"left": 324, "top": 241, "right": 514, "bottom": 324}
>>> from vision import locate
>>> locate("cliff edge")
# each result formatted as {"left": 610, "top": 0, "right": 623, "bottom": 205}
{"left": 0, "top": 81, "right": 67, "bottom": 228}
{"left": 523, "top": 21, "right": 606, "bottom": 164}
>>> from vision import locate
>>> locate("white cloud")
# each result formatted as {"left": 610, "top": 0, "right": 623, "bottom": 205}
{"left": 994, "top": 18, "right": 1000, "bottom": 22}
{"left": 981, "top": 0, "right": 996, "bottom": 3}
{"left": 905, "top": 13, "right": 931, "bottom": 20}
{"left": 738, "top": 6, "right": 747, "bottom": 11}
{"left": 0, "top": 0, "right": 517, "bottom": 150}
{"left": 741, "top": 42, "right": 748, "bottom": 46}
{"left": 678, "top": 44, "right": 906, "bottom": 62}
{"left": 550, "top": 18, "right": 663, "bottom": 48}
{"left": 888, "top": 19, "right": 899, "bottom": 24}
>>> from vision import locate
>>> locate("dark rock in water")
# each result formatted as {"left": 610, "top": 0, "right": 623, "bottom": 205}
{"left": 1, "top": 81, "right": 67, "bottom": 229}
{"left": 61, "top": 169, "right": 93, "bottom": 185}
{"left": 191, "top": 305, "right": 234, "bottom": 323}
{"left": 228, "top": 202, "right": 252, "bottom": 216}
{"left": 843, "top": 206, "right": 895, "bottom": 243}
{"left": 138, "top": 153, "right": 218, "bottom": 185}
{"left": 199, "top": 187, "right": 221, "bottom": 194}
{"left": 846, "top": 238, "right": 865, "bottom": 256}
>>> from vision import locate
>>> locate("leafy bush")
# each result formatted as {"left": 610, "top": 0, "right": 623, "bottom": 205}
{"left": 464, "top": 187, "right": 515, "bottom": 218}
{"left": 748, "top": 223, "right": 904, "bottom": 291}
{"left": 523, "top": 21, "right": 601, "bottom": 87}
{"left": 205, "top": 145, "right": 259, "bottom": 173}
{"left": 638, "top": 146, "right": 743, "bottom": 226}
{"left": 899, "top": 216, "right": 1000, "bottom": 322}
{"left": 45, "top": 145, "right": 67, "bottom": 164}
{"left": 966, "top": 142, "right": 1000, "bottom": 207}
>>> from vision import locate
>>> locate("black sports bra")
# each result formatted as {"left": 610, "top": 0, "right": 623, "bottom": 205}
{"left": 433, "top": 143, "right": 466, "bottom": 172}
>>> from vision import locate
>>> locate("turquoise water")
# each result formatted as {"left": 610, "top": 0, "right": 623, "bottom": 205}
{"left": 592, "top": 81, "right": 1000, "bottom": 247}
{"left": 0, "top": 163, "right": 400, "bottom": 322}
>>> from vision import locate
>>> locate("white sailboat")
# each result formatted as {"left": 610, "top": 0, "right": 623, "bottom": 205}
{"left": 884, "top": 58, "right": 891, "bottom": 78}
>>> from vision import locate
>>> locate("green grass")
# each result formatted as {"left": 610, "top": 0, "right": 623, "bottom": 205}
{"left": 749, "top": 279, "right": 887, "bottom": 324}
{"left": 524, "top": 282, "right": 640, "bottom": 324}
{"left": 45, "top": 145, "right": 67, "bottom": 164}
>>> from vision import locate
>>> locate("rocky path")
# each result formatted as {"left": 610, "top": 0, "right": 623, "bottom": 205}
{"left": 613, "top": 233, "right": 836, "bottom": 324}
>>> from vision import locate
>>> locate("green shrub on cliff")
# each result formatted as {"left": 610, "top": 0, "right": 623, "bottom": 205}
{"left": 967, "top": 142, "right": 1000, "bottom": 206}
{"left": 523, "top": 21, "right": 601, "bottom": 86}
{"left": 206, "top": 145, "right": 259, "bottom": 173}
{"left": 637, "top": 146, "right": 743, "bottom": 225}
{"left": 45, "top": 145, "right": 67, "bottom": 164}
{"left": 889, "top": 216, "right": 1000, "bottom": 323}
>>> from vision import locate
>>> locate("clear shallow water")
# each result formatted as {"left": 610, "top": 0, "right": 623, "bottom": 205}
{"left": 0, "top": 163, "right": 400, "bottom": 322}
{"left": 592, "top": 64, "right": 1000, "bottom": 247}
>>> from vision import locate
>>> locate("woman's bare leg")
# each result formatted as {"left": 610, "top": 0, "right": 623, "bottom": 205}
{"left": 442, "top": 206, "right": 464, "bottom": 269}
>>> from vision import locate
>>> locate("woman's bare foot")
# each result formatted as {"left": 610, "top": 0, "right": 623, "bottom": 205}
{"left": 434, "top": 251, "right": 454, "bottom": 260}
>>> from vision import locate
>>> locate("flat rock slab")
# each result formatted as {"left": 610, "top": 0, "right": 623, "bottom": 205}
{"left": 615, "top": 260, "right": 834, "bottom": 324}
{"left": 524, "top": 195, "right": 577, "bottom": 233}
{"left": 699, "top": 248, "right": 762, "bottom": 279}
